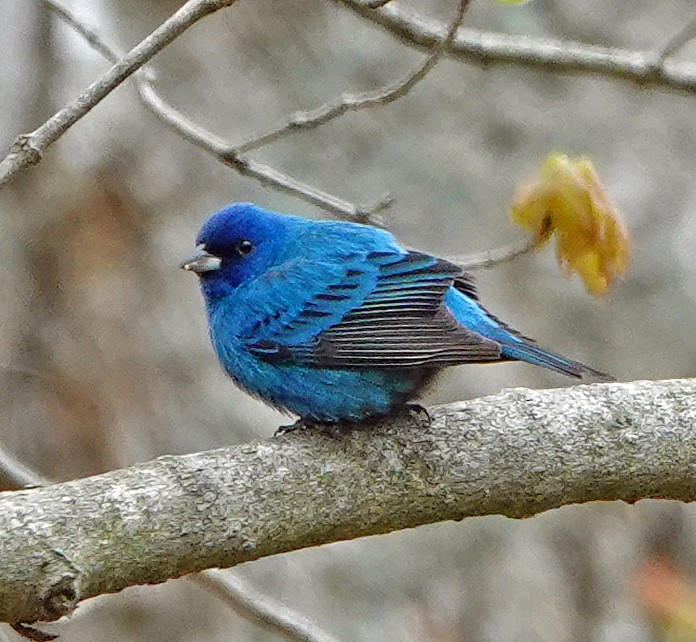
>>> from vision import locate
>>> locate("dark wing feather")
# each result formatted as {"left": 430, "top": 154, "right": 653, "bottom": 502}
{"left": 452, "top": 273, "right": 479, "bottom": 300}
{"left": 249, "top": 251, "right": 501, "bottom": 368}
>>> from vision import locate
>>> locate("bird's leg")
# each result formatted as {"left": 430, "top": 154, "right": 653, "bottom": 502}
{"left": 274, "top": 418, "right": 309, "bottom": 437}
{"left": 404, "top": 403, "right": 432, "bottom": 426}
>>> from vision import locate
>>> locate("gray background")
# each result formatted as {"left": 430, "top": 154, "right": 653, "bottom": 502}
{"left": 1, "top": 0, "right": 695, "bottom": 640}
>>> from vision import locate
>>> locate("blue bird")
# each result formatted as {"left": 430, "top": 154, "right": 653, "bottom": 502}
{"left": 182, "top": 203, "right": 612, "bottom": 425}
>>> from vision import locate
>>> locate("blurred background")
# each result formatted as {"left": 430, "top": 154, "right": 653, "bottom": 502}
{"left": 2, "top": 0, "right": 696, "bottom": 640}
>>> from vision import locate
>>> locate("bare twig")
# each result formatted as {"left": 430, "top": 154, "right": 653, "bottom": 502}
{"left": 0, "top": 0, "right": 239, "bottom": 190}
{"left": 22, "top": 0, "right": 696, "bottom": 225}
{"left": 135, "top": 0, "right": 474, "bottom": 223}
{"left": 654, "top": 13, "right": 696, "bottom": 66}
{"left": 0, "top": 364, "right": 52, "bottom": 490}
{"left": 138, "top": 0, "right": 469, "bottom": 220}
{"left": 451, "top": 237, "right": 535, "bottom": 271}
{"left": 335, "top": 0, "right": 696, "bottom": 93}
{"left": 0, "top": 444, "right": 49, "bottom": 491}
{"left": 43, "top": 0, "right": 386, "bottom": 223}
{"left": 45, "top": 0, "right": 119, "bottom": 64}
{"left": 40, "top": 0, "right": 529, "bottom": 257}
{"left": 11, "top": 0, "right": 696, "bottom": 199}
{"left": 234, "top": 0, "right": 471, "bottom": 154}
{"left": 190, "top": 572, "right": 341, "bottom": 642}
{"left": 135, "top": 0, "right": 475, "bottom": 224}
{"left": 136, "top": 77, "right": 384, "bottom": 222}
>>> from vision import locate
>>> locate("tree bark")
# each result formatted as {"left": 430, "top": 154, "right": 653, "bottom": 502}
{"left": 1, "top": 378, "right": 695, "bottom": 625}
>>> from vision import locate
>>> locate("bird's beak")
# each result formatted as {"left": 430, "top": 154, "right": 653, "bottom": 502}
{"left": 180, "top": 248, "right": 222, "bottom": 274}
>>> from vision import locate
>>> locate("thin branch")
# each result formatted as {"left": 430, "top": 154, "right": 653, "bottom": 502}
{"left": 1, "top": 378, "right": 695, "bottom": 626}
{"left": 132, "top": 0, "right": 479, "bottom": 224}
{"left": 38, "top": 0, "right": 534, "bottom": 268}
{"left": 36, "top": 0, "right": 560, "bottom": 268}
{"left": 43, "top": 0, "right": 389, "bottom": 222}
{"left": 190, "top": 572, "right": 341, "bottom": 642}
{"left": 0, "top": 0, "right": 239, "bottom": 190}
{"left": 334, "top": 0, "right": 696, "bottom": 93}
{"left": 0, "top": 444, "right": 49, "bottom": 491}
{"left": 136, "top": 76, "right": 385, "bottom": 222}
{"left": 30, "top": 0, "right": 696, "bottom": 227}
{"left": 12, "top": 0, "right": 696, "bottom": 208}
{"left": 44, "top": 0, "right": 119, "bottom": 64}
{"left": 654, "top": 13, "right": 696, "bottom": 66}
{"left": 0, "top": 365, "right": 53, "bottom": 490}
{"left": 451, "top": 237, "right": 535, "bottom": 271}
{"left": 234, "top": 0, "right": 471, "bottom": 154}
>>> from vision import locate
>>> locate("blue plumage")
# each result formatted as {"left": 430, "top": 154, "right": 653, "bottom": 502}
{"left": 182, "top": 203, "right": 611, "bottom": 423}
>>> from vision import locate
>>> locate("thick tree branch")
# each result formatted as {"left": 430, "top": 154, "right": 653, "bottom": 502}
{"left": 0, "top": 0, "right": 239, "bottom": 190}
{"left": 1, "top": 378, "right": 694, "bottom": 626}
{"left": 0, "top": 399, "right": 333, "bottom": 640}
{"left": 335, "top": 0, "right": 696, "bottom": 93}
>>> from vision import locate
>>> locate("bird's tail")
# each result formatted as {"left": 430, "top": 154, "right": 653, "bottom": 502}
{"left": 500, "top": 341, "right": 614, "bottom": 382}
{"left": 446, "top": 281, "right": 614, "bottom": 381}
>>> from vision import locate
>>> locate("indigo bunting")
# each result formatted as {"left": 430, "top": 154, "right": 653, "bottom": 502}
{"left": 182, "top": 203, "right": 611, "bottom": 424}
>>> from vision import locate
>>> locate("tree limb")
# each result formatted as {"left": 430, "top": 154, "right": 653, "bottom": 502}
{"left": 335, "top": 0, "right": 696, "bottom": 93}
{"left": 654, "top": 12, "right": 696, "bottom": 65}
{"left": 9, "top": 0, "right": 696, "bottom": 200}
{"left": 37, "top": 0, "right": 469, "bottom": 222}
{"left": 1, "top": 378, "right": 694, "bottom": 626}
{"left": 0, "top": 393, "right": 333, "bottom": 640}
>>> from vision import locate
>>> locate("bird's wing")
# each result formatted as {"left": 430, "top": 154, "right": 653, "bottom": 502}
{"left": 245, "top": 250, "right": 501, "bottom": 368}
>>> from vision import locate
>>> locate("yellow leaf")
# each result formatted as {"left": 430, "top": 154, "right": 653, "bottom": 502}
{"left": 509, "top": 154, "right": 630, "bottom": 296}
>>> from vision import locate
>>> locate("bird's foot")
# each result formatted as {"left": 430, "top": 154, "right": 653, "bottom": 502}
{"left": 12, "top": 623, "right": 58, "bottom": 641}
{"left": 274, "top": 419, "right": 308, "bottom": 437}
{"left": 274, "top": 418, "right": 352, "bottom": 438}
{"left": 405, "top": 403, "right": 432, "bottom": 427}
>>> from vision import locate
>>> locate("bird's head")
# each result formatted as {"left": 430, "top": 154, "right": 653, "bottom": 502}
{"left": 181, "top": 202, "right": 294, "bottom": 302}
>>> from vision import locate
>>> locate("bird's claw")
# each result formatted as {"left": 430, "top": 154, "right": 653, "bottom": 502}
{"left": 405, "top": 403, "right": 432, "bottom": 426}
{"left": 274, "top": 418, "right": 349, "bottom": 438}
{"left": 274, "top": 419, "right": 307, "bottom": 437}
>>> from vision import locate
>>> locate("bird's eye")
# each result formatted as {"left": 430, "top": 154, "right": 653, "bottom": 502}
{"left": 236, "top": 240, "right": 253, "bottom": 256}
